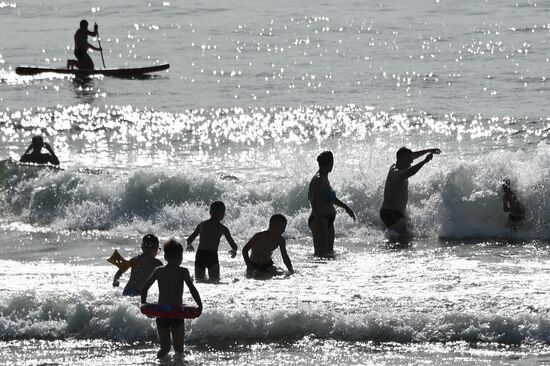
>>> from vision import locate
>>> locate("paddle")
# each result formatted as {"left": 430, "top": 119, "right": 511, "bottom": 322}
{"left": 95, "top": 23, "right": 106, "bottom": 69}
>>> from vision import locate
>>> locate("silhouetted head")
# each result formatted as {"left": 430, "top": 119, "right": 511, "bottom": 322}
{"left": 163, "top": 239, "right": 183, "bottom": 264}
{"left": 269, "top": 214, "right": 287, "bottom": 235}
{"left": 396, "top": 147, "right": 413, "bottom": 168}
{"left": 210, "top": 201, "right": 226, "bottom": 220}
{"left": 80, "top": 20, "right": 88, "bottom": 30}
{"left": 141, "top": 233, "right": 159, "bottom": 256}
{"left": 317, "top": 151, "right": 334, "bottom": 173}
{"left": 502, "top": 178, "right": 511, "bottom": 192}
{"left": 31, "top": 135, "right": 44, "bottom": 152}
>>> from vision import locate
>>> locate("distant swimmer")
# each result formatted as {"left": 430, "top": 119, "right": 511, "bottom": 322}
{"left": 186, "top": 201, "right": 238, "bottom": 282}
{"left": 502, "top": 179, "right": 525, "bottom": 223}
{"left": 67, "top": 20, "right": 102, "bottom": 70}
{"left": 380, "top": 147, "right": 441, "bottom": 232}
{"left": 308, "top": 151, "right": 355, "bottom": 257}
{"left": 242, "top": 214, "right": 294, "bottom": 276}
{"left": 19, "top": 136, "right": 60, "bottom": 166}
{"left": 112, "top": 234, "right": 163, "bottom": 296}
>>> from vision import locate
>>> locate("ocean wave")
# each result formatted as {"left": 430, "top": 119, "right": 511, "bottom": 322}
{"left": 1, "top": 142, "right": 550, "bottom": 240}
{"left": 1, "top": 291, "right": 549, "bottom": 345}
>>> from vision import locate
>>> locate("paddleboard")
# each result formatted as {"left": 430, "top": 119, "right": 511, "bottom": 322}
{"left": 140, "top": 303, "right": 201, "bottom": 319}
{"left": 107, "top": 249, "right": 131, "bottom": 271}
{"left": 15, "top": 63, "right": 170, "bottom": 77}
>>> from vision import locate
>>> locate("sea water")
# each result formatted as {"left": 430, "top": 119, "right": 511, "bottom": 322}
{"left": 1, "top": 0, "right": 550, "bottom": 365}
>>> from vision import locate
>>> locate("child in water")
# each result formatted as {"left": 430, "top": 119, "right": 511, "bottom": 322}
{"left": 242, "top": 214, "right": 294, "bottom": 276}
{"left": 186, "top": 201, "right": 238, "bottom": 282}
{"left": 502, "top": 179, "right": 525, "bottom": 224}
{"left": 112, "top": 234, "right": 163, "bottom": 296}
{"left": 141, "top": 239, "right": 203, "bottom": 358}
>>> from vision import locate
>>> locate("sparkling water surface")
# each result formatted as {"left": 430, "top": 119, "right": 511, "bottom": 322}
{"left": 1, "top": 0, "right": 550, "bottom": 365}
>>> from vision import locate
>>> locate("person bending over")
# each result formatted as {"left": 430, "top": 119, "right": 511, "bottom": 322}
{"left": 242, "top": 214, "right": 294, "bottom": 276}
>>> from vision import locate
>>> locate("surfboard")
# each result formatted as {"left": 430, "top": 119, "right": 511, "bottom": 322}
{"left": 107, "top": 249, "right": 131, "bottom": 271}
{"left": 140, "top": 303, "right": 201, "bottom": 319}
{"left": 15, "top": 63, "right": 170, "bottom": 77}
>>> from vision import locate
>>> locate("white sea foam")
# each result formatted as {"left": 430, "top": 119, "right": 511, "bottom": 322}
{"left": 1, "top": 142, "right": 549, "bottom": 240}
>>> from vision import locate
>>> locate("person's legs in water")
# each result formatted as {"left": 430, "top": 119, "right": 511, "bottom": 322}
{"left": 309, "top": 216, "right": 329, "bottom": 256}
{"left": 195, "top": 263, "right": 206, "bottom": 281}
{"left": 208, "top": 263, "right": 220, "bottom": 283}
{"left": 172, "top": 322, "right": 185, "bottom": 354}
{"left": 327, "top": 216, "right": 335, "bottom": 255}
{"left": 156, "top": 321, "right": 172, "bottom": 358}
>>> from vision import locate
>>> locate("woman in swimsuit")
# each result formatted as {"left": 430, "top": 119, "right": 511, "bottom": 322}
{"left": 308, "top": 151, "right": 355, "bottom": 256}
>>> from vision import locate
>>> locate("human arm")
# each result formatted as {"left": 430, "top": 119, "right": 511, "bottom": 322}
{"left": 279, "top": 239, "right": 294, "bottom": 274}
{"left": 223, "top": 226, "right": 238, "bottom": 258}
{"left": 186, "top": 224, "right": 201, "bottom": 252}
{"left": 242, "top": 234, "right": 259, "bottom": 272}
{"left": 183, "top": 269, "right": 203, "bottom": 313}
{"left": 112, "top": 267, "right": 127, "bottom": 287}
{"left": 502, "top": 192, "right": 510, "bottom": 212}
{"left": 308, "top": 176, "right": 324, "bottom": 214}
{"left": 333, "top": 198, "right": 355, "bottom": 220}
{"left": 43, "top": 142, "right": 60, "bottom": 166}
{"left": 412, "top": 148, "right": 441, "bottom": 160}
{"left": 404, "top": 154, "right": 433, "bottom": 179}
{"left": 140, "top": 268, "right": 158, "bottom": 304}
{"left": 88, "top": 43, "right": 102, "bottom": 51}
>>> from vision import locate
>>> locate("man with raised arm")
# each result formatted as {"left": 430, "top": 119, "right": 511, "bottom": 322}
{"left": 380, "top": 147, "right": 441, "bottom": 231}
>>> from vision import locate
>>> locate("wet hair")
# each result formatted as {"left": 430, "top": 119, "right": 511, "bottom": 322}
{"left": 316, "top": 151, "right": 333, "bottom": 167}
{"left": 396, "top": 147, "right": 413, "bottom": 159}
{"left": 141, "top": 233, "right": 159, "bottom": 248}
{"left": 80, "top": 19, "right": 88, "bottom": 29}
{"left": 31, "top": 135, "right": 44, "bottom": 149}
{"left": 163, "top": 239, "right": 183, "bottom": 260}
{"left": 269, "top": 214, "right": 287, "bottom": 228}
{"left": 210, "top": 201, "right": 226, "bottom": 215}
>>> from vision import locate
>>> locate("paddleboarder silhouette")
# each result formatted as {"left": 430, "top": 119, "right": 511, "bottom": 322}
{"left": 67, "top": 20, "right": 102, "bottom": 70}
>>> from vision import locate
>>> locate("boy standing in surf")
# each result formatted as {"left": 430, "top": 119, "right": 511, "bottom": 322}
{"left": 242, "top": 214, "right": 294, "bottom": 276}
{"left": 141, "top": 239, "right": 203, "bottom": 358}
{"left": 502, "top": 179, "right": 525, "bottom": 226}
{"left": 112, "top": 234, "right": 163, "bottom": 296}
{"left": 380, "top": 147, "right": 441, "bottom": 233}
{"left": 186, "top": 201, "right": 238, "bottom": 282}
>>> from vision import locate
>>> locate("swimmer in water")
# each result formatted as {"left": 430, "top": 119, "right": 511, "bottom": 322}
{"left": 242, "top": 214, "right": 294, "bottom": 276}
{"left": 67, "top": 20, "right": 102, "bottom": 70}
{"left": 19, "top": 136, "right": 60, "bottom": 166}
{"left": 502, "top": 179, "right": 525, "bottom": 225}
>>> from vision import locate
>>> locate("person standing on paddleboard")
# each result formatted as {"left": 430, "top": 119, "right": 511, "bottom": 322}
{"left": 67, "top": 20, "right": 102, "bottom": 70}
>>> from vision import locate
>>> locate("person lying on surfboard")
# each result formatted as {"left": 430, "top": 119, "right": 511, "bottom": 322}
{"left": 111, "top": 234, "right": 163, "bottom": 296}
{"left": 141, "top": 239, "right": 203, "bottom": 359}
{"left": 186, "top": 201, "right": 238, "bottom": 282}
{"left": 67, "top": 20, "right": 102, "bottom": 70}
{"left": 242, "top": 214, "right": 294, "bottom": 276}
{"left": 20, "top": 135, "right": 60, "bottom": 166}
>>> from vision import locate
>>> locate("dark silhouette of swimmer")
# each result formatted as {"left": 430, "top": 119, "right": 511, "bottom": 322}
{"left": 19, "top": 136, "right": 60, "bottom": 166}
{"left": 308, "top": 151, "right": 355, "bottom": 257}
{"left": 380, "top": 147, "right": 440, "bottom": 232}
{"left": 67, "top": 20, "right": 101, "bottom": 70}
{"left": 502, "top": 179, "right": 525, "bottom": 223}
